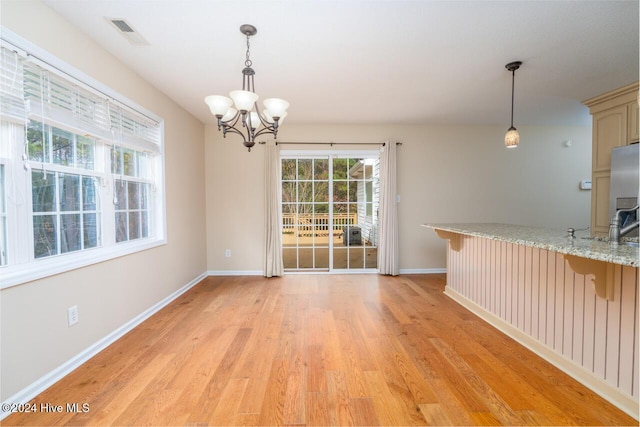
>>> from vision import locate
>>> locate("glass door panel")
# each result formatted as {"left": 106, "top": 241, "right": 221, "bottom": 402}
{"left": 332, "top": 247, "right": 348, "bottom": 269}
{"left": 283, "top": 247, "right": 297, "bottom": 269}
{"left": 314, "top": 247, "right": 329, "bottom": 269}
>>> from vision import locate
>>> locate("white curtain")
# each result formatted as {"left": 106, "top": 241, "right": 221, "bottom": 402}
{"left": 264, "top": 141, "right": 284, "bottom": 277}
{"left": 377, "top": 141, "right": 399, "bottom": 275}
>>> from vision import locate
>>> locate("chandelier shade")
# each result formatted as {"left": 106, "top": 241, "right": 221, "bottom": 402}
{"left": 229, "top": 90, "right": 259, "bottom": 112}
{"left": 264, "top": 110, "right": 287, "bottom": 124}
{"left": 504, "top": 61, "right": 522, "bottom": 148}
{"left": 204, "top": 24, "right": 289, "bottom": 151}
{"left": 222, "top": 107, "right": 237, "bottom": 122}
{"left": 249, "top": 112, "right": 261, "bottom": 130}
{"left": 263, "top": 98, "right": 290, "bottom": 119}
{"left": 204, "top": 95, "right": 233, "bottom": 117}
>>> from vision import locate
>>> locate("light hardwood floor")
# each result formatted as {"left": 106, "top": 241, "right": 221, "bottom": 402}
{"left": 4, "top": 274, "right": 637, "bottom": 426}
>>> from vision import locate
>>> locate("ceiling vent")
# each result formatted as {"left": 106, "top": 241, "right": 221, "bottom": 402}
{"left": 106, "top": 18, "right": 149, "bottom": 45}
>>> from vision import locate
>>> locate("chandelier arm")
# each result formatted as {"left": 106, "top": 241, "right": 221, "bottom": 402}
{"left": 220, "top": 111, "right": 241, "bottom": 129}
{"left": 222, "top": 125, "right": 249, "bottom": 143}
{"left": 255, "top": 121, "right": 275, "bottom": 132}
{"left": 241, "top": 113, "right": 259, "bottom": 142}
{"left": 254, "top": 108, "right": 274, "bottom": 127}
{"left": 253, "top": 127, "right": 277, "bottom": 139}
{"left": 253, "top": 110, "right": 276, "bottom": 135}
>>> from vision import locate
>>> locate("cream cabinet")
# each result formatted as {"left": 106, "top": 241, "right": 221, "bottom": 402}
{"left": 592, "top": 104, "right": 627, "bottom": 172}
{"left": 583, "top": 82, "right": 639, "bottom": 235}
{"left": 628, "top": 101, "right": 639, "bottom": 143}
{"left": 590, "top": 171, "right": 611, "bottom": 234}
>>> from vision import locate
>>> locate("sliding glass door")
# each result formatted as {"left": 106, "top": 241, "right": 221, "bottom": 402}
{"left": 281, "top": 153, "right": 379, "bottom": 272}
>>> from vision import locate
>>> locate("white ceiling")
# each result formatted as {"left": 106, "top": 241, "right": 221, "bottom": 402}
{"left": 41, "top": 0, "right": 639, "bottom": 127}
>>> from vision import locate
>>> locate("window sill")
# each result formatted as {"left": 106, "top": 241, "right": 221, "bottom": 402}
{"left": 0, "top": 238, "right": 166, "bottom": 289}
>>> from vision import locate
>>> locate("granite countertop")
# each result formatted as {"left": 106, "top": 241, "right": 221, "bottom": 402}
{"left": 422, "top": 223, "right": 639, "bottom": 267}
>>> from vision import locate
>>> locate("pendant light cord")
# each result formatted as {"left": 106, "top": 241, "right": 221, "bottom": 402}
{"left": 510, "top": 69, "right": 515, "bottom": 128}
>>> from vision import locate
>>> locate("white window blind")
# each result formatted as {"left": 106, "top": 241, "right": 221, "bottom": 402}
{"left": 23, "top": 62, "right": 112, "bottom": 142}
{"left": 0, "top": 45, "right": 26, "bottom": 124}
{"left": 1, "top": 43, "right": 161, "bottom": 153}
{"left": 107, "top": 103, "right": 162, "bottom": 153}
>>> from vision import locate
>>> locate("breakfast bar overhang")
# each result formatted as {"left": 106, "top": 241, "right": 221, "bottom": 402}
{"left": 423, "top": 223, "right": 639, "bottom": 419}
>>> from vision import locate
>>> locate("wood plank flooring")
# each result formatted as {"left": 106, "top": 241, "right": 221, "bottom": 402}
{"left": 4, "top": 274, "right": 637, "bottom": 426}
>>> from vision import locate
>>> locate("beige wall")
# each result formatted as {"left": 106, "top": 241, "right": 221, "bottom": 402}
{"left": 206, "top": 123, "right": 591, "bottom": 271}
{"left": 1, "top": 1, "right": 207, "bottom": 399}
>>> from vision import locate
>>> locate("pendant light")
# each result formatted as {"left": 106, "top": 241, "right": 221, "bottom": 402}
{"left": 504, "top": 61, "right": 522, "bottom": 148}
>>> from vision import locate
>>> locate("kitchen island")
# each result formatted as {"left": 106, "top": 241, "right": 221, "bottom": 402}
{"left": 423, "top": 223, "right": 638, "bottom": 419}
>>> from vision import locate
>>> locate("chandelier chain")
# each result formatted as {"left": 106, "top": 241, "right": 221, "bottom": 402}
{"left": 245, "top": 34, "right": 252, "bottom": 68}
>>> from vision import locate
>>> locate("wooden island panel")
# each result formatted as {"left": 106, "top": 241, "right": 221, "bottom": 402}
{"left": 426, "top": 226, "right": 639, "bottom": 419}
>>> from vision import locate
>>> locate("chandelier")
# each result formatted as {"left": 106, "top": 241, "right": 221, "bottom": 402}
{"left": 205, "top": 24, "right": 289, "bottom": 152}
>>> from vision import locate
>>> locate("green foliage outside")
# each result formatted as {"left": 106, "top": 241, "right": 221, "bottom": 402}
{"left": 282, "top": 157, "right": 364, "bottom": 214}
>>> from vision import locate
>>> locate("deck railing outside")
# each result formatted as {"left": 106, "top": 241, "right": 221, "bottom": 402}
{"left": 283, "top": 213, "right": 357, "bottom": 236}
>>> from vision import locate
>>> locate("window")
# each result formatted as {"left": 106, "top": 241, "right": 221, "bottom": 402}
{"left": 0, "top": 34, "right": 165, "bottom": 288}
{"left": 28, "top": 120, "right": 101, "bottom": 259}
{"left": 27, "top": 120, "right": 95, "bottom": 168}
{"left": 32, "top": 170, "right": 101, "bottom": 258}
{"left": 111, "top": 146, "right": 152, "bottom": 243}
{"left": 366, "top": 182, "right": 373, "bottom": 216}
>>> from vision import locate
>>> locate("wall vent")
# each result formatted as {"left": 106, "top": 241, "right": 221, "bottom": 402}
{"left": 106, "top": 18, "right": 149, "bottom": 45}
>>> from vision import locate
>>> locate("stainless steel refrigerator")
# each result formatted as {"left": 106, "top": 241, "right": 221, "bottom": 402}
{"left": 610, "top": 143, "right": 639, "bottom": 237}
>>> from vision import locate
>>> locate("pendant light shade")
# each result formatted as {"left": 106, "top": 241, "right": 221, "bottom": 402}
{"left": 505, "top": 127, "right": 519, "bottom": 148}
{"left": 505, "top": 61, "right": 522, "bottom": 148}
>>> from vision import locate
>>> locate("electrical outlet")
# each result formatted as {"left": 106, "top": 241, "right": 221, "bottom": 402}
{"left": 67, "top": 305, "right": 79, "bottom": 327}
{"left": 225, "top": 249, "right": 231, "bottom": 257}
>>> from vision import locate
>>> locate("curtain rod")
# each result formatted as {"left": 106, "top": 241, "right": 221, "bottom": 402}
{"left": 258, "top": 141, "right": 402, "bottom": 146}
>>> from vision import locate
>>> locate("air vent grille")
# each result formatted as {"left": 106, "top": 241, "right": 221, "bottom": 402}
{"left": 105, "top": 17, "right": 149, "bottom": 45}
{"left": 111, "top": 19, "right": 134, "bottom": 33}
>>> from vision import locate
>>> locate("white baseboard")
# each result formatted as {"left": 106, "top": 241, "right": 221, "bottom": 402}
{"left": 444, "top": 288, "right": 639, "bottom": 421}
{"left": 284, "top": 270, "right": 378, "bottom": 275}
{"left": 1, "top": 271, "right": 208, "bottom": 421}
{"left": 207, "top": 270, "right": 264, "bottom": 276}
{"left": 205, "top": 269, "right": 446, "bottom": 276}
{"left": 399, "top": 268, "right": 446, "bottom": 274}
